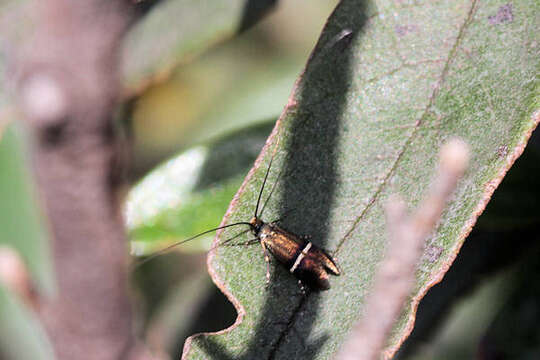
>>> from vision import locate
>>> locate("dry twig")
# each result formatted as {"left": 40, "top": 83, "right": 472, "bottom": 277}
{"left": 0, "top": 246, "right": 37, "bottom": 308}
{"left": 337, "top": 139, "right": 469, "bottom": 360}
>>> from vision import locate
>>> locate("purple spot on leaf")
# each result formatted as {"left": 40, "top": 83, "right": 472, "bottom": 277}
{"left": 488, "top": 4, "right": 514, "bottom": 25}
{"left": 496, "top": 145, "right": 508, "bottom": 158}
{"left": 395, "top": 24, "right": 417, "bottom": 37}
{"left": 424, "top": 245, "right": 443, "bottom": 263}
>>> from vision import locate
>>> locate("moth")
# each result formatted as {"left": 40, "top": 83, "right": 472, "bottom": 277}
{"left": 136, "top": 150, "right": 340, "bottom": 291}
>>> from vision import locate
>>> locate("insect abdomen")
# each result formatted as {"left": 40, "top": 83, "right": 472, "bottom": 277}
{"left": 292, "top": 246, "right": 340, "bottom": 290}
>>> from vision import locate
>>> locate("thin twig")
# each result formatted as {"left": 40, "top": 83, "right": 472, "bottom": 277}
{"left": 337, "top": 139, "right": 469, "bottom": 360}
{"left": 0, "top": 246, "right": 37, "bottom": 309}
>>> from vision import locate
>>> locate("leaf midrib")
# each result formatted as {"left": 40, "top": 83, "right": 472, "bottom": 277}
{"left": 334, "top": 0, "right": 478, "bottom": 255}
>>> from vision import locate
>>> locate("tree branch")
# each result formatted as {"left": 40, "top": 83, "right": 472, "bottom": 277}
{"left": 7, "top": 1, "right": 151, "bottom": 359}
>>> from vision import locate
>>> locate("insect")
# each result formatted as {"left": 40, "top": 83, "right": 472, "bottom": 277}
{"left": 136, "top": 149, "right": 341, "bottom": 291}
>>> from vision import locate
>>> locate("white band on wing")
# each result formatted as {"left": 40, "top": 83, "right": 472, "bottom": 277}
{"left": 290, "top": 242, "right": 312, "bottom": 273}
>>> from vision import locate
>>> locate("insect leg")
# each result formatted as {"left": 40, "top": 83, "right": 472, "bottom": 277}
{"left": 261, "top": 241, "right": 271, "bottom": 284}
{"left": 245, "top": 238, "right": 260, "bottom": 247}
{"left": 297, "top": 280, "right": 307, "bottom": 295}
{"left": 209, "top": 229, "right": 250, "bottom": 251}
{"left": 221, "top": 238, "right": 259, "bottom": 247}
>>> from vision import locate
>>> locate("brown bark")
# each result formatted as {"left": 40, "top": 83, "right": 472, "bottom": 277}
{"left": 8, "top": 1, "right": 149, "bottom": 359}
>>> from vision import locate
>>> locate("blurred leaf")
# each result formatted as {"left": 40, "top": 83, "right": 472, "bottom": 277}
{"left": 400, "top": 243, "right": 540, "bottom": 360}
{"left": 181, "top": 0, "right": 539, "bottom": 359}
{"left": 128, "top": 1, "right": 337, "bottom": 178}
{"left": 403, "top": 267, "right": 517, "bottom": 360}
{"left": 0, "top": 92, "right": 54, "bottom": 360}
{"left": 123, "top": 0, "right": 277, "bottom": 93}
{"left": 398, "top": 134, "right": 540, "bottom": 359}
{"left": 0, "top": 284, "right": 54, "bottom": 360}
{"left": 145, "top": 271, "right": 215, "bottom": 354}
{"left": 480, "top": 250, "right": 540, "bottom": 359}
{"left": 126, "top": 122, "right": 273, "bottom": 255}
{"left": 0, "top": 125, "right": 54, "bottom": 295}
{"left": 396, "top": 226, "right": 540, "bottom": 360}
{"left": 178, "top": 60, "right": 300, "bottom": 147}
{"left": 130, "top": 56, "right": 300, "bottom": 177}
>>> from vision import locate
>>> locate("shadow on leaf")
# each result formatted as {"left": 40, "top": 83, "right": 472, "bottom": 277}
{"left": 195, "top": 1, "right": 369, "bottom": 358}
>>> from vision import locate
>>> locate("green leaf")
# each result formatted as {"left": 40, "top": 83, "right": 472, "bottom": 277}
{"left": 127, "top": 122, "right": 273, "bottom": 254}
{"left": 145, "top": 270, "right": 215, "bottom": 354}
{"left": 178, "top": 60, "right": 301, "bottom": 148}
{"left": 478, "top": 251, "right": 540, "bottom": 359}
{"left": 0, "top": 125, "right": 55, "bottom": 359}
{"left": 0, "top": 124, "right": 54, "bottom": 295}
{"left": 183, "top": 0, "right": 539, "bottom": 359}
{"left": 0, "top": 284, "right": 55, "bottom": 360}
{"left": 402, "top": 267, "right": 517, "bottom": 360}
{"left": 123, "top": 0, "right": 277, "bottom": 93}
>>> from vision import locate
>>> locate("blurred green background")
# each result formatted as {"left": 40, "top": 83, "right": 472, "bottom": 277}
{"left": 129, "top": 1, "right": 338, "bottom": 178}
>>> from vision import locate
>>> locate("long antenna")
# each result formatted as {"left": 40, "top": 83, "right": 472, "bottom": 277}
{"left": 254, "top": 151, "right": 276, "bottom": 218}
{"left": 259, "top": 163, "right": 284, "bottom": 218}
{"left": 132, "top": 221, "right": 252, "bottom": 268}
